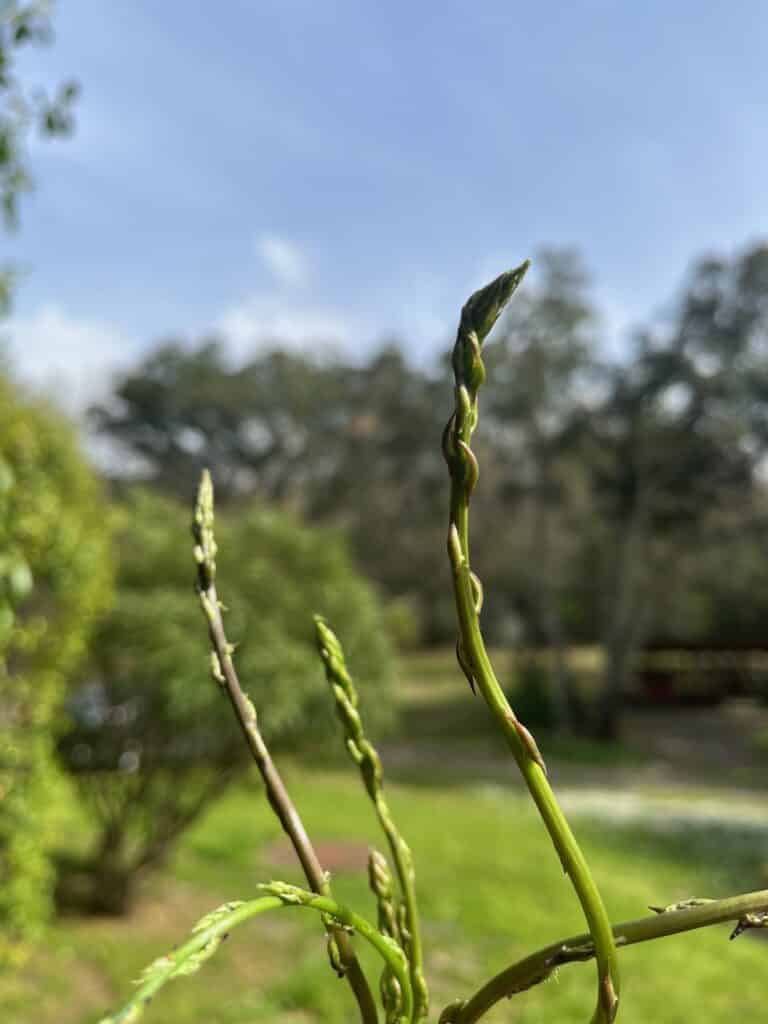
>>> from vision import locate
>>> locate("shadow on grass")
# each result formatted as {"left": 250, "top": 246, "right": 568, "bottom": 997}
{"left": 579, "top": 813, "right": 768, "bottom": 899}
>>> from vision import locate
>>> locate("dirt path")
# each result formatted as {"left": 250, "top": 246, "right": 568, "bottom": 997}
{"left": 559, "top": 786, "right": 768, "bottom": 830}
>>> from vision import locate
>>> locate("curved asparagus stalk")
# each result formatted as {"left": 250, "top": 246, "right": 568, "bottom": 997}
{"left": 442, "top": 887, "right": 768, "bottom": 1022}
{"left": 192, "top": 472, "right": 378, "bottom": 1024}
{"left": 443, "top": 264, "right": 620, "bottom": 1024}
{"left": 315, "top": 616, "right": 429, "bottom": 1021}
{"left": 99, "top": 884, "right": 412, "bottom": 1024}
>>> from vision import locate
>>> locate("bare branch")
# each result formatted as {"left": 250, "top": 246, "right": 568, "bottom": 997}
{"left": 191, "top": 470, "right": 378, "bottom": 1024}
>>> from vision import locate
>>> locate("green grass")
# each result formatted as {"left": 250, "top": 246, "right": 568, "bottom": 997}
{"left": 5, "top": 648, "right": 767, "bottom": 1022}
{"left": 6, "top": 767, "right": 768, "bottom": 1024}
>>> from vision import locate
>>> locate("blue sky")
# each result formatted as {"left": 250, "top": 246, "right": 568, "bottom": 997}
{"left": 5, "top": 0, "right": 768, "bottom": 408}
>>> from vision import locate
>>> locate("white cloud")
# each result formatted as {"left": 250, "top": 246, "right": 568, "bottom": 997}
{"left": 0, "top": 279, "right": 454, "bottom": 425}
{"left": 216, "top": 292, "right": 358, "bottom": 360}
{"left": 594, "top": 287, "right": 647, "bottom": 358}
{"left": 2, "top": 306, "right": 135, "bottom": 413}
{"left": 257, "top": 234, "right": 310, "bottom": 288}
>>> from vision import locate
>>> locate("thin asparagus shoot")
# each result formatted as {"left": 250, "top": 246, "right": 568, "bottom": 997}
{"left": 192, "top": 471, "right": 378, "bottom": 1024}
{"left": 315, "top": 615, "right": 429, "bottom": 1022}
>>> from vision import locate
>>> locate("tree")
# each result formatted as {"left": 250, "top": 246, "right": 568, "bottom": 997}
{"left": 58, "top": 488, "right": 395, "bottom": 914}
{"left": 0, "top": 373, "right": 111, "bottom": 961}
{"left": 0, "top": 5, "right": 89, "bottom": 960}
{"left": 93, "top": 342, "right": 452, "bottom": 640}
{"left": 483, "top": 249, "right": 599, "bottom": 729}
{"left": 91, "top": 342, "right": 350, "bottom": 503}
{"left": 305, "top": 346, "right": 450, "bottom": 640}
{"left": 582, "top": 244, "right": 768, "bottom": 738}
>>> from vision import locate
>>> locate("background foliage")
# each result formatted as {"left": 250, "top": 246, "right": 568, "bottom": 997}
{"left": 58, "top": 487, "right": 395, "bottom": 912}
{"left": 0, "top": 1, "right": 78, "bottom": 309}
{"left": 92, "top": 242, "right": 768, "bottom": 737}
{"left": 0, "top": 373, "right": 111, "bottom": 961}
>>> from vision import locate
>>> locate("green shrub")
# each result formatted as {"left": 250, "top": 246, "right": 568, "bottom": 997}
{"left": 58, "top": 488, "right": 394, "bottom": 912}
{"left": 0, "top": 376, "right": 111, "bottom": 963}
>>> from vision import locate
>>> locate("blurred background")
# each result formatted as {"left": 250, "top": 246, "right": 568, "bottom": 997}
{"left": 3, "top": 2, "right": 768, "bottom": 1021}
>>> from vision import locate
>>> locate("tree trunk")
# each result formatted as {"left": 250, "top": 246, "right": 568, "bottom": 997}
{"left": 540, "top": 598, "right": 582, "bottom": 732}
{"left": 596, "top": 628, "right": 635, "bottom": 742}
{"left": 530, "top": 462, "right": 581, "bottom": 733}
{"left": 85, "top": 821, "right": 137, "bottom": 915}
{"left": 55, "top": 827, "right": 138, "bottom": 916}
{"left": 596, "top": 502, "right": 650, "bottom": 742}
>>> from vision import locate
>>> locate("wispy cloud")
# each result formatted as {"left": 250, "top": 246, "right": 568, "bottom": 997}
{"left": 257, "top": 234, "right": 310, "bottom": 288}
{"left": 2, "top": 292, "right": 362, "bottom": 416}
{"left": 2, "top": 279, "right": 456, "bottom": 418}
{"left": 2, "top": 306, "right": 135, "bottom": 413}
{"left": 216, "top": 291, "right": 357, "bottom": 359}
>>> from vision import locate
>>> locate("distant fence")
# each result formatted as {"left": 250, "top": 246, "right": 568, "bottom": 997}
{"left": 629, "top": 649, "right": 768, "bottom": 706}
{"left": 406, "top": 646, "right": 768, "bottom": 707}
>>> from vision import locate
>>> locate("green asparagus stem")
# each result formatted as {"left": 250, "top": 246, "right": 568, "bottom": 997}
{"left": 192, "top": 472, "right": 378, "bottom": 1024}
{"left": 442, "top": 887, "right": 768, "bottom": 1022}
{"left": 98, "top": 884, "right": 412, "bottom": 1024}
{"left": 443, "top": 264, "right": 620, "bottom": 1024}
{"left": 315, "top": 616, "right": 429, "bottom": 1022}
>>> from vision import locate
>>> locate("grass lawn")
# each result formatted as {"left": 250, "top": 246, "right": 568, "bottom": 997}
{"left": 5, "top": 648, "right": 768, "bottom": 1022}
{"left": 5, "top": 764, "right": 768, "bottom": 1024}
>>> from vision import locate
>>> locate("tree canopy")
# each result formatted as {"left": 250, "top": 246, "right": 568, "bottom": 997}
{"left": 92, "top": 242, "right": 768, "bottom": 737}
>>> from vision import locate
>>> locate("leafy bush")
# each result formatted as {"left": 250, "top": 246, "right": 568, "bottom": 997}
{"left": 0, "top": 375, "right": 111, "bottom": 963}
{"left": 59, "top": 488, "right": 394, "bottom": 912}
